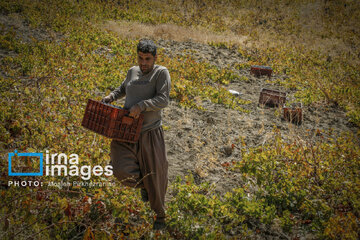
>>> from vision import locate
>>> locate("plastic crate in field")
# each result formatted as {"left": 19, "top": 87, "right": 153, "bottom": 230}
{"left": 259, "top": 88, "right": 287, "bottom": 108}
{"left": 81, "top": 99, "right": 144, "bottom": 143}
{"left": 251, "top": 65, "right": 273, "bottom": 78}
{"left": 283, "top": 102, "right": 303, "bottom": 125}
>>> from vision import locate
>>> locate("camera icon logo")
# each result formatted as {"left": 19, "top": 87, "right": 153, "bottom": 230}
{"left": 8, "top": 150, "right": 43, "bottom": 176}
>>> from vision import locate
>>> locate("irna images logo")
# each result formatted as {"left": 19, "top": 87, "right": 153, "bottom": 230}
{"left": 8, "top": 150, "right": 113, "bottom": 180}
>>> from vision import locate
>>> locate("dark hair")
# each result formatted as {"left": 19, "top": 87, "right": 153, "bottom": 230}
{"left": 137, "top": 39, "right": 157, "bottom": 56}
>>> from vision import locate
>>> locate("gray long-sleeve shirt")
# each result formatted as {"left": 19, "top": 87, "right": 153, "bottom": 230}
{"left": 110, "top": 64, "right": 171, "bottom": 132}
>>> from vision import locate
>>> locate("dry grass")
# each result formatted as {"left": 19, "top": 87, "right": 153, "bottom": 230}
{"left": 95, "top": 0, "right": 360, "bottom": 64}
{"left": 229, "top": 0, "right": 360, "bottom": 62}
{"left": 100, "top": 0, "right": 359, "bottom": 64}
{"left": 100, "top": 20, "right": 248, "bottom": 46}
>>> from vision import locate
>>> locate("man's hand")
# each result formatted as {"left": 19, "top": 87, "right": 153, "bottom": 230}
{"left": 101, "top": 95, "right": 113, "bottom": 103}
{"left": 129, "top": 104, "right": 141, "bottom": 118}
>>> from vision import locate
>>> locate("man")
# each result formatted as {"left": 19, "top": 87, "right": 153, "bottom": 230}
{"left": 102, "top": 39, "right": 170, "bottom": 230}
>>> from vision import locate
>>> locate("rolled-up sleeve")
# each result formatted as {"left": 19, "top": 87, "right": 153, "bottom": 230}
{"left": 137, "top": 69, "right": 171, "bottom": 112}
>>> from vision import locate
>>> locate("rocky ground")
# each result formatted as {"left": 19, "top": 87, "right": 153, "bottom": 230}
{"left": 1, "top": 12, "right": 358, "bottom": 199}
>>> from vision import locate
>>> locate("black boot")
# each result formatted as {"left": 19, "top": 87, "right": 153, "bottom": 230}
{"left": 153, "top": 217, "right": 166, "bottom": 230}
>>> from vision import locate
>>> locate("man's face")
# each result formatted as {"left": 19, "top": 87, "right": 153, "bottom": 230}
{"left": 138, "top": 51, "right": 157, "bottom": 74}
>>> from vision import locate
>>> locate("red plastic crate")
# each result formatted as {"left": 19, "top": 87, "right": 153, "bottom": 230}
{"left": 81, "top": 99, "right": 144, "bottom": 143}
{"left": 259, "top": 88, "right": 287, "bottom": 108}
{"left": 283, "top": 102, "right": 303, "bottom": 125}
{"left": 251, "top": 65, "right": 273, "bottom": 78}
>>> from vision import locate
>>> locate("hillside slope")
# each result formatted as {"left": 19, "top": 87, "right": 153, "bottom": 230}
{"left": 1, "top": 1, "right": 359, "bottom": 239}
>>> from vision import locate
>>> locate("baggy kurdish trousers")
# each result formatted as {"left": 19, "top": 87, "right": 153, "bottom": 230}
{"left": 110, "top": 126, "right": 168, "bottom": 218}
